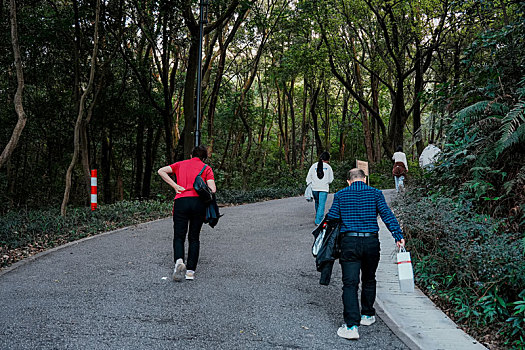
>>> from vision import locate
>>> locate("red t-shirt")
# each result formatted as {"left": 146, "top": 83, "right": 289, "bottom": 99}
{"left": 169, "top": 157, "right": 214, "bottom": 200}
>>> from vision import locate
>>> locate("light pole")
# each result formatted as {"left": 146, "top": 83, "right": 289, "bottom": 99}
{"left": 195, "top": 0, "right": 209, "bottom": 147}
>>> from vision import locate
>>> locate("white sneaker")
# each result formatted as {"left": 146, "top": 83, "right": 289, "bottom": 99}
{"left": 173, "top": 260, "right": 186, "bottom": 282}
{"left": 337, "top": 324, "right": 359, "bottom": 340}
{"left": 185, "top": 270, "right": 195, "bottom": 280}
{"left": 361, "top": 315, "right": 376, "bottom": 326}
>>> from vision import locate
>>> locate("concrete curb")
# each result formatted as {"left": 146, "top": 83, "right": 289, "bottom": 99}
{"left": 377, "top": 190, "right": 488, "bottom": 350}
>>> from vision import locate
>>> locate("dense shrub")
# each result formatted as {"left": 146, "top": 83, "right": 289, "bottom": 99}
{"left": 392, "top": 188, "right": 525, "bottom": 349}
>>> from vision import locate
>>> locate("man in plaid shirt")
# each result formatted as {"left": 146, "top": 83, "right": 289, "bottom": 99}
{"left": 326, "top": 168, "right": 405, "bottom": 340}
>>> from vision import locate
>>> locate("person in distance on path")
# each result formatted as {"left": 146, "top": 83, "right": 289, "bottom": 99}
{"left": 326, "top": 168, "right": 405, "bottom": 340}
{"left": 157, "top": 145, "right": 216, "bottom": 282}
{"left": 419, "top": 140, "right": 441, "bottom": 170}
{"left": 306, "top": 151, "right": 334, "bottom": 226}
{"left": 392, "top": 145, "right": 408, "bottom": 193}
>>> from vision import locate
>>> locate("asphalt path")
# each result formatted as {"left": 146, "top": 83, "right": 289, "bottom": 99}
{"left": 0, "top": 196, "right": 409, "bottom": 350}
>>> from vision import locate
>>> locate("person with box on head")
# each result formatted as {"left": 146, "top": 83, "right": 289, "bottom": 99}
{"left": 326, "top": 168, "right": 405, "bottom": 340}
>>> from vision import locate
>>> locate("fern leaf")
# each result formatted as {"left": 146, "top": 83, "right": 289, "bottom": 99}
{"left": 455, "top": 100, "right": 509, "bottom": 126}
{"left": 456, "top": 101, "right": 490, "bottom": 124}
{"left": 495, "top": 101, "right": 525, "bottom": 157}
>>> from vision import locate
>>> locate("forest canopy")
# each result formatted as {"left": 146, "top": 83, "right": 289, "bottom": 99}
{"left": 0, "top": 0, "right": 523, "bottom": 221}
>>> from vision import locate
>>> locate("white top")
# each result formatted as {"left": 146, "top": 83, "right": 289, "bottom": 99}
{"left": 419, "top": 144, "right": 441, "bottom": 168}
{"left": 392, "top": 152, "right": 408, "bottom": 170}
{"left": 306, "top": 162, "right": 334, "bottom": 192}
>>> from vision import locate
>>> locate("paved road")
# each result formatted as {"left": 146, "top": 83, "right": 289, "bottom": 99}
{"left": 0, "top": 196, "right": 409, "bottom": 349}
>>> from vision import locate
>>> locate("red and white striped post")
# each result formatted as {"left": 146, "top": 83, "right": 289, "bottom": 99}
{"left": 90, "top": 169, "right": 97, "bottom": 211}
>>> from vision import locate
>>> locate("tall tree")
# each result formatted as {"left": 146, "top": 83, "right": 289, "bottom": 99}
{"left": 61, "top": 0, "right": 101, "bottom": 216}
{"left": 0, "top": 0, "right": 27, "bottom": 169}
{"left": 179, "top": 0, "right": 240, "bottom": 159}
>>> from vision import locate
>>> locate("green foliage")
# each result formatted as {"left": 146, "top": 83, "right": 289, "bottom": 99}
{"left": 428, "top": 9, "right": 525, "bottom": 228}
{"left": 0, "top": 200, "right": 172, "bottom": 267}
{"left": 392, "top": 189, "right": 525, "bottom": 347}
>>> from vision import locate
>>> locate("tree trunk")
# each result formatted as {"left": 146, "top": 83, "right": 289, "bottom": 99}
{"left": 134, "top": 111, "right": 145, "bottom": 198}
{"left": 0, "top": 0, "right": 28, "bottom": 169}
{"left": 142, "top": 124, "right": 160, "bottom": 199}
{"left": 101, "top": 128, "right": 112, "bottom": 203}
{"left": 181, "top": 38, "right": 199, "bottom": 159}
{"left": 276, "top": 80, "right": 288, "bottom": 163}
{"left": 323, "top": 85, "right": 330, "bottom": 152}
{"left": 207, "top": 8, "right": 248, "bottom": 155}
{"left": 387, "top": 77, "right": 408, "bottom": 157}
{"left": 351, "top": 38, "right": 373, "bottom": 163}
{"left": 180, "top": 0, "right": 241, "bottom": 159}
{"left": 61, "top": 0, "right": 101, "bottom": 216}
{"left": 287, "top": 79, "right": 296, "bottom": 167}
{"left": 413, "top": 45, "right": 424, "bottom": 155}
{"left": 300, "top": 76, "right": 308, "bottom": 168}
{"left": 310, "top": 82, "right": 323, "bottom": 154}
{"left": 371, "top": 73, "right": 381, "bottom": 162}
{"left": 339, "top": 92, "right": 349, "bottom": 160}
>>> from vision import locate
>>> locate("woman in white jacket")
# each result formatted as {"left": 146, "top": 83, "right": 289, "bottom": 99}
{"left": 306, "top": 151, "right": 334, "bottom": 225}
{"left": 392, "top": 146, "right": 408, "bottom": 193}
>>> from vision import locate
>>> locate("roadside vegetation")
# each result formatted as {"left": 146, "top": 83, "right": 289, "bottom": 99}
{"left": 1, "top": 1, "right": 524, "bottom": 348}
{"left": 392, "top": 12, "right": 525, "bottom": 349}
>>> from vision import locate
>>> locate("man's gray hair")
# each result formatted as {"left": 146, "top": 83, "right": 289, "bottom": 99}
{"left": 347, "top": 168, "right": 366, "bottom": 181}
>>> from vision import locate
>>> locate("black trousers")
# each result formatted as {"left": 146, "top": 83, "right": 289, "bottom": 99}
{"left": 339, "top": 236, "right": 381, "bottom": 327}
{"left": 172, "top": 197, "right": 206, "bottom": 271}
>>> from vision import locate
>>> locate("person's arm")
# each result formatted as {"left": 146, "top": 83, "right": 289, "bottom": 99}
{"left": 403, "top": 154, "right": 408, "bottom": 171}
{"left": 204, "top": 167, "right": 217, "bottom": 193}
{"left": 376, "top": 190, "right": 405, "bottom": 247}
{"left": 207, "top": 179, "right": 217, "bottom": 193}
{"left": 157, "top": 166, "right": 185, "bottom": 193}
{"left": 306, "top": 165, "right": 313, "bottom": 185}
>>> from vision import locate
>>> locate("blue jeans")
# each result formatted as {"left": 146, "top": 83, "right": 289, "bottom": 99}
{"left": 394, "top": 176, "right": 405, "bottom": 192}
{"left": 312, "top": 191, "right": 328, "bottom": 225}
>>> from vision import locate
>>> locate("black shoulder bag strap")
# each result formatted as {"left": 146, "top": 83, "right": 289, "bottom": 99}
{"left": 198, "top": 165, "right": 207, "bottom": 177}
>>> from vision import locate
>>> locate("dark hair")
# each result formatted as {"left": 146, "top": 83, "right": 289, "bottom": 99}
{"left": 316, "top": 151, "right": 330, "bottom": 179}
{"left": 191, "top": 145, "right": 208, "bottom": 161}
{"left": 396, "top": 145, "right": 403, "bottom": 152}
{"left": 347, "top": 168, "right": 366, "bottom": 181}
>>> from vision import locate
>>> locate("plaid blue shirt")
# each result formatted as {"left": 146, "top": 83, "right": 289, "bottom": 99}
{"left": 327, "top": 181, "right": 404, "bottom": 241}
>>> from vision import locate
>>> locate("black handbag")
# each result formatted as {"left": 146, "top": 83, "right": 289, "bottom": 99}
{"left": 193, "top": 165, "right": 213, "bottom": 204}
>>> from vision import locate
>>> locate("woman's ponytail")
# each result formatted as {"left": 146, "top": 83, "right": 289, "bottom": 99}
{"left": 316, "top": 151, "right": 330, "bottom": 179}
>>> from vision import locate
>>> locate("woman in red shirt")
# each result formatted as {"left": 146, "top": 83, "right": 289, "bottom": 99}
{"left": 157, "top": 145, "right": 216, "bottom": 281}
